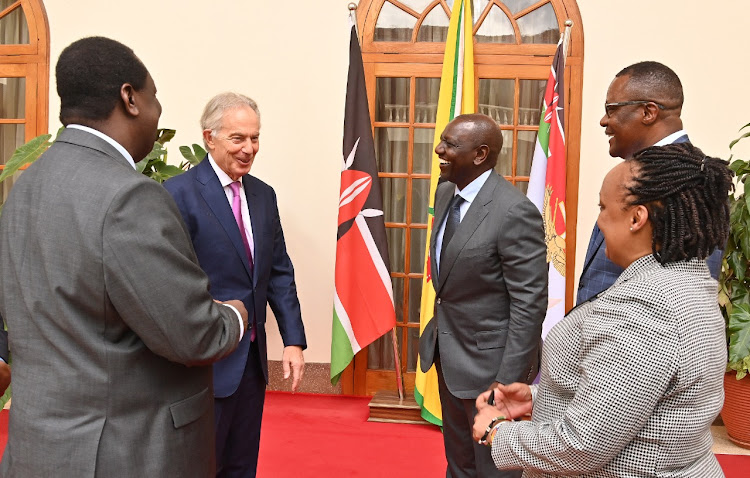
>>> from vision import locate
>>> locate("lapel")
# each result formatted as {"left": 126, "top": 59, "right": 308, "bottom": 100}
{"left": 195, "top": 158, "right": 253, "bottom": 280}
{"left": 433, "top": 174, "right": 496, "bottom": 295}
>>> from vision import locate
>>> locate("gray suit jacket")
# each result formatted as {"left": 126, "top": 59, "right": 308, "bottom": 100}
{"left": 419, "top": 173, "right": 548, "bottom": 399}
{"left": 0, "top": 128, "right": 241, "bottom": 477}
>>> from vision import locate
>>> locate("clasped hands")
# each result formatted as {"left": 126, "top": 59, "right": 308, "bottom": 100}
{"left": 472, "top": 382, "right": 533, "bottom": 444}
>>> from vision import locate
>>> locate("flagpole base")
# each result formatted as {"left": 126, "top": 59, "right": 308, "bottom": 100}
{"left": 368, "top": 390, "right": 430, "bottom": 425}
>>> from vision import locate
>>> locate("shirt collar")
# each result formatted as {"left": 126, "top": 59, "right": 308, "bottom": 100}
{"left": 454, "top": 169, "right": 492, "bottom": 203}
{"left": 653, "top": 130, "right": 688, "bottom": 146}
{"left": 66, "top": 124, "right": 136, "bottom": 169}
{"left": 207, "top": 153, "right": 237, "bottom": 188}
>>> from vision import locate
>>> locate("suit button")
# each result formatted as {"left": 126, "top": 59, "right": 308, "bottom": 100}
{"left": 437, "top": 298, "right": 442, "bottom": 304}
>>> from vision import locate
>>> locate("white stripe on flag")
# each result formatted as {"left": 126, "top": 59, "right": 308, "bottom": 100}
{"left": 334, "top": 290, "right": 362, "bottom": 354}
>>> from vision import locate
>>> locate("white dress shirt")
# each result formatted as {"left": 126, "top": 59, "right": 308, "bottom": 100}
{"left": 207, "top": 154, "right": 255, "bottom": 259}
{"left": 435, "top": 169, "right": 492, "bottom": 273}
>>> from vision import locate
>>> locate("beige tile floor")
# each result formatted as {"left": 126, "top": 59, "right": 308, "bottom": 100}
{"left": 712, "top": 425, "right": 750, "bottom": 455}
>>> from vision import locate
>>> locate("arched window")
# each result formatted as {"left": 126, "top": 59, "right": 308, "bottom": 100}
{"left": 0, "top": 0, "right": 49, "bottom": 202}
{"left": 348, "top": 0, "right": 583, "bottom": 395}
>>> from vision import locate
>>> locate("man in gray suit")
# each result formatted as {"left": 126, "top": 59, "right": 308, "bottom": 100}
{"left": 0, "top": 37, "right": 249, "bottom": 477}
{"left": 419, "top": 114, "right": 548, "bottom": 478}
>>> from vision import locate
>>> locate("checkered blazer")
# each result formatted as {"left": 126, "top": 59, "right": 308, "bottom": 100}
{"left": 491, "top": 255, "right": 726, "bottom": 477}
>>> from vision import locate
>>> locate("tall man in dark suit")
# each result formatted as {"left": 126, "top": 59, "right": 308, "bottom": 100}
{"left": 419, "top": 114, "right": 548, "bottom": 478}
{"left": 0, "top": 37, "right": 248, "bottom": 477}
{"left": 164, "top": 92, "right": 306, "bottom": 478}
{"left": 577, "top": 61, "right": 722, "bottom": 304}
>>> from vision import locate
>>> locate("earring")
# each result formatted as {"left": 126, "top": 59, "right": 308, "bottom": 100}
{"left": 629, "top": 227, "right": 633, "bottom": 231}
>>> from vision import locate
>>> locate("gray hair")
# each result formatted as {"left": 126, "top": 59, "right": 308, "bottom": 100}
{"left": 200, "top": 92, "right": 261, "bottom": 147}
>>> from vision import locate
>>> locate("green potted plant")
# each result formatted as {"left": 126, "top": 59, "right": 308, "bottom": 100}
{"left": 718, "top": 122, "right": 750, "bottom": 449}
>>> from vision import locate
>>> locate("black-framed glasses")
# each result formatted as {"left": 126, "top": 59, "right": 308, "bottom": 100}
{"left": 604, "top": 100, "right": 665, "bottom": 117}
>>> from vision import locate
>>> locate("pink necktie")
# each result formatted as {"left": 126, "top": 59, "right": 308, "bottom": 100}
{"left": 229, "top": 181, "right": 256, "bottom": 341}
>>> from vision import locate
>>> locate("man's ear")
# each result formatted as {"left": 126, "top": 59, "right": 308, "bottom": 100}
{"left": 641, "top": 102, "right": 660, "bottom": 126}
{"left": 120, "top": 83, "right": 139, "bottom": 117}
{"left": 473, "top": 144, "right": 490, "bottom": 166}
{"left": 202, "top": 129, "right": 215, "bottom": 150}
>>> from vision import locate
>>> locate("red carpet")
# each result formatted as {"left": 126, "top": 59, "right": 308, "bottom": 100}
{"left": 258, "top": 392, "right": 446, "bottom": 476}
{"left": 0, "top": 398, "right": 747, "bottom": 476}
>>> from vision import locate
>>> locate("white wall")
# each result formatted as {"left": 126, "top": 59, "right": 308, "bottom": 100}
{"left": 44, "top": 0, "right": 750, "bottom": 363}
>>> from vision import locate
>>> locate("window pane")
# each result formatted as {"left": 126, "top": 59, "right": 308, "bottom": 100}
{"left": 413, "top": 128, "right": 434, "bottom": 174}
{"left": 367, "top": 321, "right": 402, "bottom": 370}
{"left": 0, "top": 77, "right": 26, "bottom": 119}
{"left": 515, "top": 181, "right": 529, "bottom": 194}
{"left": 519, "top": 79, "right": 546, "bottom": 126}
{"left": 475, "top": 0, "right": 490, "bottom": 25}
{"left": 406, "top": 327, "right": 420, "bottom": 372}
{"left": 503, "top": 0, "right": 543, "bottom": 15}
{"left": 409, "top": 228, "right": 427, "bottom": 273}
{"left": 375, "top": 2, "right": 417, "bottom": 42}
{"left": 375, "top": 127, "right": 409, "bottom": 173}
{"left": 517, "top": 2, "right": 559, "bottom": 44}
{"left": 408, "top": 277, "right": 424, "bottom": 322}
{"left": 517, "top": 130, "right": 537, "bottom": 177}
{"left": 411, "top": 178, "right": 430, "bottom": 224}
{"left": 415, "top": 78, "right": 439, "bottom": 124}
{"left": 416, "top": 6, "right": 449, "bottom": 42}
{"left": 495, "top": 129, "right": 513, "bottom": 176}
{"left": 476, "top": 5, "right": 515, "bottom": 44}
{"left": 0, "top": 3, "right": 30, "bottom": 45}
{"left": 376, "top": 77, "right": 410, "bottom": 123}
{"left": 385, "top": 226, "right": 406, "bottom": 273}
{"left": 398, "top": 0, "right": 434, "bottom": 13}
{"left": 479, "top": 79, "right": 514, "bottom": 125}
{"left": 0, "top": 123, "right": 25, "bottom": 204}
{"left": 382, "top": 178, "right": 407, "bottom": 224}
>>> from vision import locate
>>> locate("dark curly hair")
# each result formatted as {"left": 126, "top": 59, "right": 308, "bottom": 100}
{"left": 56, "top": 37, "right": 148, "bottom": 124}
{"left": 625, "top": 142, "right": 733, "bottom": 264}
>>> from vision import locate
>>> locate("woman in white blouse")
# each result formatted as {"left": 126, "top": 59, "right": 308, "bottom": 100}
{"left": 473, "top": 143, "right": 733, "bottom": 477}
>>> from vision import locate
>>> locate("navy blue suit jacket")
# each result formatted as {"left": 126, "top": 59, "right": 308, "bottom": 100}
{"left": 577, "top": 135, "right": 723, "bottom": 303}
{"left": 164, "top": 158, "right": 306, "bottom": 397}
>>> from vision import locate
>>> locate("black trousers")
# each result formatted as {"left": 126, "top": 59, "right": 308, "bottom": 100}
{"left": 435, "top": 351, "right": 522, "bottom": 478}
{"left": 214, "top": 340, "right": 266, "bottom": 478}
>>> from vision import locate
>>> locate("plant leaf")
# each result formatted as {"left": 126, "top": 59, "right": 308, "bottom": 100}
{"left": 0, "top": 133, "right": 52, "bottom": 183}
{"left": 728, "top": 303, "right": 750, "bottom": 364}
{"left": 156, "top": 129, "right": 176, "bottom": 145}
{"left": 179, "top": 144, "right": 206, "bottom": 166}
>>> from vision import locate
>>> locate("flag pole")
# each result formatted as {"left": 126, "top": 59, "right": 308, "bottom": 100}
{"left": 348, "top": 3, "right": 359, "bottom": 39}
{"left": 347, "top": 1, "right": 405, "bottom": 402}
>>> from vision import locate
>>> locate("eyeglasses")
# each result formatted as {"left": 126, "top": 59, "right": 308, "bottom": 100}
{"left": 604, "top": 100, "right": 665, "bottom": 117}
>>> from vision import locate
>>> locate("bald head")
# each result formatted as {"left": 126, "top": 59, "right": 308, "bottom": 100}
{"left": 451, "top": 114, "right": 503, "bottom": 168}
{"left": 435, "top": 113, "right": 502, "bottom": 189}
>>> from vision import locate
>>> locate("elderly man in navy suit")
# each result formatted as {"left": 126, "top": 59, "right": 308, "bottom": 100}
{"left": 164, "top": 93, "right": 306, "bottom": 478}
{"left": 578, "top": 61, "right": 722, "bottom": 303}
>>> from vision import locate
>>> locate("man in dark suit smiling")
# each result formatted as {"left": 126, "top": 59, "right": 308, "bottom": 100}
{"left": 419, "top": 114, "right": 547, "bottom": 478}
{"left": 164, "top": 92, "right": 306, "bottom": 478}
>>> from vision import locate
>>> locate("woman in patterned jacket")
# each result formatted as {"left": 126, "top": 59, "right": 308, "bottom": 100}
{"left": 473, "top": 142, "right": 733, "bottom": 477}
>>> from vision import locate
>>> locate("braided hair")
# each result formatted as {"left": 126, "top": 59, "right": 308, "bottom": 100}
{"left": 625, "top": 142, "right": 733, "bottom": 264}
